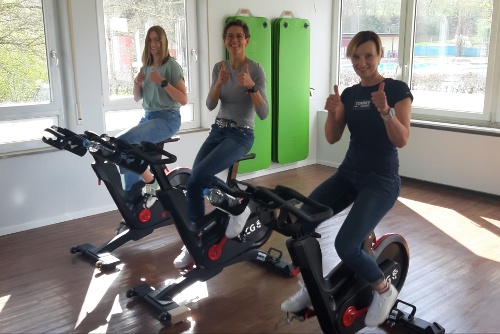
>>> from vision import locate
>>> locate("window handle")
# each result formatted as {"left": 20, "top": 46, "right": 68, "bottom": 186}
{"left": 191, "top": 49, "right": 198, "bottom": 63}
{"left": 50, "top": 50, "right": 59, "bottom": 67}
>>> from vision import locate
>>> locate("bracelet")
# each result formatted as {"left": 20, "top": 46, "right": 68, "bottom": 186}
{"left": 134, "top": 80, "right": 140, "bottom": 85}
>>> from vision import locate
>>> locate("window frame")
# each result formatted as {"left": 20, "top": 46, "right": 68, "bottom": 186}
{"left": 404, "top": 0, "right": 499, "bottom": 128}
{"left": 0, "top": 0, "right": 69, "bottom": 155}
{"left": 95, "top": 0, "right": 200, "bottom": 135}
{"left": 333, "top": 0, "right": 500, "bottom": 130}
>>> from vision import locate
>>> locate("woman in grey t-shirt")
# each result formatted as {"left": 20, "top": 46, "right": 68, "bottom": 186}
{"left": 173, "top": 19, "right": 269, "bottom": 269}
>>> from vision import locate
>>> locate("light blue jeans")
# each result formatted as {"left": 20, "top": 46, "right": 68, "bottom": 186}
{"left": 117, "top": 109, "right": 181, "bottom": 191}
{"left": 301, "top": 168, "right": 401, "bottom": 284}
{"left": 187, "top": 124, "right": 254, "bottom": 223}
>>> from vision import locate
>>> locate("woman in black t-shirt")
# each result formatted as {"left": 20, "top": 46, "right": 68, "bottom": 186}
{"left": 281, "top": 31, "right": 413, "bottom": 328}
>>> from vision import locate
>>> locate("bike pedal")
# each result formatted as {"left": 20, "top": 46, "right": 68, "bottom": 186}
{"left": 178, "top": 262, "right": 195, "bottom": 276}
{"left": 287, "top": 308, "right": 316, "bottom": 322}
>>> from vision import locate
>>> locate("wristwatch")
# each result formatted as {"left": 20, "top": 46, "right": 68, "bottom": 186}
{"left": 246, "top": 85, "right": 258, "bottom": 94}
{"left": 381, "top": 108, "right": 395, "bottom": 122}
{"left": 160, "top": 80, "right": 169, "bottom": 88}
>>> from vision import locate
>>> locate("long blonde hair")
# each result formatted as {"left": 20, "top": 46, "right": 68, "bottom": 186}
{"left": 141, "top": 25, "right": 170, "bottom": 66}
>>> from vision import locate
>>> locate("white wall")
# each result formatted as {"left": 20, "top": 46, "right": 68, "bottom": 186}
{"left": 316, "top": 111, "right": 500, "bottom": 196}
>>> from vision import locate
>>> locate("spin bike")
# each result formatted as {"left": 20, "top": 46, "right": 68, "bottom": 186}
{"left": 100, "top": 138, "right": 298, "bottom": 324}
{"left": 42, "top": 127, "right": 298, "bottom": 323}
{"left": 216, "top": 180, "right": 446, "bottom": 334}
{"left": 43, "top": 126, "right": 190, "bottom": 270}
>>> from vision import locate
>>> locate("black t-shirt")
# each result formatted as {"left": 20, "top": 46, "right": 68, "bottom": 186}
{"left": 340, "top": 78, "right": 413, "bottom": 174}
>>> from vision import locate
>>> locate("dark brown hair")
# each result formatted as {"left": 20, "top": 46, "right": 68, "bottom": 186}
{"left": 346, "top": 31, "right": 382, "bottom": 58}
{"left": 222, "top": 19, "right": 251, "bottom": 39}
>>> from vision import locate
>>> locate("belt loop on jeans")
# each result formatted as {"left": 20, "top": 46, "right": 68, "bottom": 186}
{"left": 215, "top": 118, "right": 252, "bottom": 129}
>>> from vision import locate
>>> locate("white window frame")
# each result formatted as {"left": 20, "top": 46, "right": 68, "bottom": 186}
{"left": 399, "top": 0, "right": 500, "bottom": 128}
{"left": 96, "top": 0, "right": 200, "bottom": 136}
{"left": 0, "top": 0, "right": 69, "bottom": 156}
{"left": 332, "top": 0, "right": 500, "bottom": 130}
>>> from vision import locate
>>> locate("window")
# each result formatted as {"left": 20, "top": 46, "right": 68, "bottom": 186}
{"left": 410, "top": 0, "right": 495, "bottom": 125}
{"left": 97, "top": 0, "right": 200, "bottom": 133}
{"left": 339, "top": 0, "right": 402, "bottom": 88}
{"left": 336, "top": 0, "right": 500, "bottom": 129}
{"left": 0, "top": 0, "right": 66, "bottom": 154}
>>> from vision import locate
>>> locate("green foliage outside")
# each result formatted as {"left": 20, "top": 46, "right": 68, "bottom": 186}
{"left": 0, "top": 0, "right": 48, "bottom": 105}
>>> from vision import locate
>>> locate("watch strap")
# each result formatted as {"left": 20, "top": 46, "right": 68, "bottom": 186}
{"left": 381, "top": 108, "right": 395, "bottom": 121}
{"left": 161, "top": 80, "right": 169, "bottom": 88}
{"left": 246, "top": 85, "right": 258, "bottom": 94}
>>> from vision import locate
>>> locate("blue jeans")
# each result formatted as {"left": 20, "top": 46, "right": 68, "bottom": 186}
{"left": 117, "top": 109, "right": 181, "bottom": 191}
{"left": 187, "top": 124, "right": 254, "bottom": 223}
{"left": 302, "top": 168, "right": 401, "bottom": 284}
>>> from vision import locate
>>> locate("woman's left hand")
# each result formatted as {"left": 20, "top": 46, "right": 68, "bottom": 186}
{"left": 237, "top": 64, "right": 255, "bottom": 89}
{"left": 371, "top": 81, "right": 390, "bottom": 115}
{"left": 150, "top": 66, "right": 164, "bottom": 84}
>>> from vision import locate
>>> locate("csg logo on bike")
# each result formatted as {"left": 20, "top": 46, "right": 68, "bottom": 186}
{"left": 243, "top": 219, "right": 262, "bottom": 237}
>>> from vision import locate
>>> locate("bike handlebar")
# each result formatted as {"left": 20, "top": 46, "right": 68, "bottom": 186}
{"left": 43, "top": 126, "right": 178, "bottom": 171}
{"left": 222, "top": 181, "right": 333, "bottom": 238}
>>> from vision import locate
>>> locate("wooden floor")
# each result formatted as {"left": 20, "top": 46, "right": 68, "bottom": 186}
{"left": 1, "top": 165, "right": 499, "bottom": 334}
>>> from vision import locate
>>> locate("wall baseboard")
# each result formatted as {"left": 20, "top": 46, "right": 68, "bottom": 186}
{"left": 0, "top": 204, "right": 116, "bottom": 237}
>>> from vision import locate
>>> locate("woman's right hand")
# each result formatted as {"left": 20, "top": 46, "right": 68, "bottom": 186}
{"left": 325, "top": 85, "right": 341, "bottom": 114}
{"left": 216, "top": 61, "right": 230, "bottom": 88}
{"left": 134, "top": 71, "right": 146, "bottom": 85}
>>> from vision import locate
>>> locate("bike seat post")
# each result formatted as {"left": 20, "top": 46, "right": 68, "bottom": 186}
{"left": 226, "top": 161, "right": 239, "bottom": 184}
{"left": 156, "top": 141, "right": 166, "bottom": 158}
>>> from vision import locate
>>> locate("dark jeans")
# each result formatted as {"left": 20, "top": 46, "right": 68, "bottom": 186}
{"left": 187, "top": 124, "right": 254, "bottom": 223}
{"left": 303, "top": 168, "right": 401, "bottom": 284}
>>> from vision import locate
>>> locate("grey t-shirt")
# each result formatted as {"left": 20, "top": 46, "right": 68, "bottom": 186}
{"left": 206, "top": 59, "right": 269, "bottom": 128}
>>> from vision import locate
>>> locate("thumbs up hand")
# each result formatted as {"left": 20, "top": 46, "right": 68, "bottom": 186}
{"left": 325, "top": 85, "right": 341, "bottom": 114}
{"left": 216, "top": 61, "right": 230, "bottom": 88}
{"left": 371, "top": 81, "right": 390, "bottom": 115}
{"left": 149, "top": 66, "right": 164, "bottom": 84}
{"left": 237, "top": 63, "right": 254, "bottom": 89}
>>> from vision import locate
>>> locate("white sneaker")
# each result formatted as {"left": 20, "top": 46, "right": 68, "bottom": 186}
{"left": 364, "top": 283, "right": 398, "bottom": 327}
{"left": 142, "top": 178, "right": 159, "bottom": 196}
{"left": 173, "top": 245, "right": 191, "bottom": 269}
{"left": 281, "top": 281, "right": 313, "bottom": 313}
{"left": 225, "top": 206, "right": 251, "bottom": 239}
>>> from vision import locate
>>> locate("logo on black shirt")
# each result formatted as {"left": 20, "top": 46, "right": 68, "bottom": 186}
{"left": 353, "top": 99, "right": 371, "bottom": 110}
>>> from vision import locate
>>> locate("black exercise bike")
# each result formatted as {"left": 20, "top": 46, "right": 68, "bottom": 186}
{"left": 217, "top": 179, "right": 446, "bottom": 334}
{"left": 43, "top": 126, "right": 297, "bottom": 323}
{"left": 43, "top": 126, "right": 189, "bottom": 270}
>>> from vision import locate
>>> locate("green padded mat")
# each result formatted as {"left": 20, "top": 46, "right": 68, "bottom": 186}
{"left": 225, "top": 16, "right": 272, "bottom": 174}
{"left": 272, "top": 18, "right": 310, "bottom": 164}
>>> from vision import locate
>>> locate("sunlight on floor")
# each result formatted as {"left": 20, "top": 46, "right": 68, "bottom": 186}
{"left": 88, "top": 294, "right": 122, "bottom": 334}
{"left": 74, "top": 264, "right": 124, "bottom": 329}
{"left": 483, "top": 217, "right": 500, "bottom": 229}
{"left": 399, "top": 197, "right": 500, "bottom": 262}
{"left": 0, "top": 295, "right": 10, "bottom": 314}
{"left": 163, "top": 278, "right": 209, "bottom": 305}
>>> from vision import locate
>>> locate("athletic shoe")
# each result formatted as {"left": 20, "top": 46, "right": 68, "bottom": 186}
{"left": 142, "top": 177, "right": 159, "bottom": 196}
{"left": 281, "top": 281, "right": 313, "bottom": 313}
{"left": 225, "top": 206, "right": 250, "bottom": 239}
{"left": 115, "top": 219, "right": 128, "bottom": 235}
{"left": 173, "top": 245, "right": 192, "bottom": 269}
{"left": 365, "top": 283, "right": 398, "bottom": 327}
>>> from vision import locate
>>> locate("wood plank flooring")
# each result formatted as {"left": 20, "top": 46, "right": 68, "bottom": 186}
{"left": 0, "top": 164, "right": 499, "bottom": 333}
